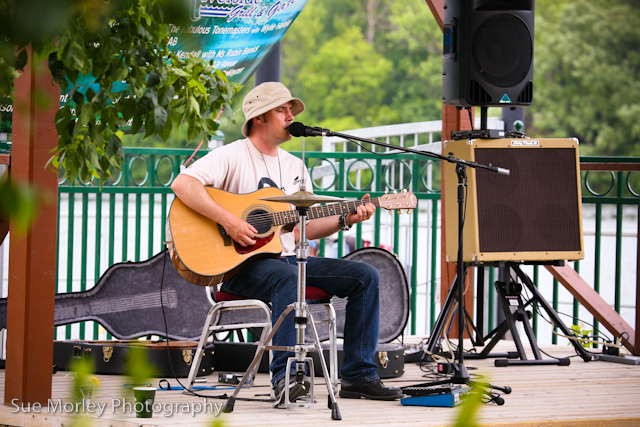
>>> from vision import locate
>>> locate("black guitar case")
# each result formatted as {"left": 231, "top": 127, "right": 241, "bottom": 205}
{"left": 0, "top": 250, "right": 212, "bottom": 341}
{"left": 52, "top": 340, "right": 214, "bottom": 378}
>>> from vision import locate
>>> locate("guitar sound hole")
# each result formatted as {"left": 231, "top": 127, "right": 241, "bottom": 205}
{"left": 246, "top": 208, "right": 273, "bottom": 235}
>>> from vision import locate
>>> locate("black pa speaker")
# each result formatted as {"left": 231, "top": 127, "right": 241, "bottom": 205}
{"left": 442, "top": 0, "right": 535, "bottom": 107}
{"left": 444, "top": 138, "right": 584, "bottom": 263}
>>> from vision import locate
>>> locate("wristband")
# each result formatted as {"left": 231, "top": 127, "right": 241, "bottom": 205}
{"left": 338, "top": 213, "right": 352, "bottom": 231}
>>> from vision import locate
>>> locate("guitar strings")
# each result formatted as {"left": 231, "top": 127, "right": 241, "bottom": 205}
{"left": 242, "top": 199, "right": 387, "bottom": 229}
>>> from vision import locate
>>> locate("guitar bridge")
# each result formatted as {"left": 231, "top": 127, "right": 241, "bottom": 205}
{"left": 218, "top": 224, "right": 232, "bottom": 246}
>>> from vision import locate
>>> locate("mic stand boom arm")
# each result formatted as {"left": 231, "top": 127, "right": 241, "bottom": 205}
{"left": 323, "top": 129, "right": 510, "bottom": 176}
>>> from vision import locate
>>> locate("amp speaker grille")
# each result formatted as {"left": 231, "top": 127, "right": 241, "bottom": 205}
{"left": 474, "top": 148, "right": 581, "bottom": 253}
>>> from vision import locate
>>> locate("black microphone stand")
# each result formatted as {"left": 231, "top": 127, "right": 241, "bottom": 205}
{"left": 314, "top": 128, "right": 511, "bottom": 403}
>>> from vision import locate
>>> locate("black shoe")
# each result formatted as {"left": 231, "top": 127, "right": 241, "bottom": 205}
{"left": 339, "top": 379, "right": 404, "bottom": 401}
{"left": 274, "top": 375, "right": 311, "bottom": 404}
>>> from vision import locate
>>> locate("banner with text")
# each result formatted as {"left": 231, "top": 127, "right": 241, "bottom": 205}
{"left": 0, "top": 0, "right": 309, "bottom": 138}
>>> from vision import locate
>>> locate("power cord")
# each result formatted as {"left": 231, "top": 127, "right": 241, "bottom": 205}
{"left": 512, "top": 269, "right": 630, "bottom": 359}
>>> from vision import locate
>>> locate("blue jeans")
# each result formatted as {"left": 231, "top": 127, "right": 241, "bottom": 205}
{"left": 221, "top": 256, "right": 381, "bottom": 386}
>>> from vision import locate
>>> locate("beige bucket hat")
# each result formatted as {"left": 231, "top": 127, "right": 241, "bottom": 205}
{"left": 241, "top": 82, "right": 305, "bottom": 137}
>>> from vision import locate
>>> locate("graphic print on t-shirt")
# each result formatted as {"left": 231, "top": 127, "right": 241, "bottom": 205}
{"left": 257, "top": 177, "right": 280, "bottom": 190}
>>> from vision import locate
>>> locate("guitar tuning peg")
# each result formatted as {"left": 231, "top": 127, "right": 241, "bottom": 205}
{"left": 389, "top": 210, "right": 393, "bottom": 216}
{"left": 397, "top": 210, "right": 403, "bottom": 214}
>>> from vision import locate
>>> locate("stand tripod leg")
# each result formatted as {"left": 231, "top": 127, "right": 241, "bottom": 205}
{"left": 511, "top": 264, "right": 592, "bottom": 362}
{"left": 495, "top": 280, "right": 530, "bottom": 360}
{"left": 222, "top": 305, "right": 295, "bottom": 414}
{"left": 464, "top": 320, "right": 515, "bottom": 359}
{"left": 425, "top": 274, "right": 459, "bottom": 354}
{"left": 308, "top": 310, "right": 341, "bottom": 420}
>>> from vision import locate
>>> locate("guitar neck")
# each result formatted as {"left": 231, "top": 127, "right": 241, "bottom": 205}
{"left": 271, "top": 198, "right": 382, "bottom": 226}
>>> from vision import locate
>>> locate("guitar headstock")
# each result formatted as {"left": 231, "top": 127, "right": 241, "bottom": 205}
{"left": 377, "top": 189, "right": 417, "bottom": 213}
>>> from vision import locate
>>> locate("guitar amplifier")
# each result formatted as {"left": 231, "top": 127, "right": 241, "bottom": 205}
{"left": 443, "top": 138, "right": 584, "bottom": 263}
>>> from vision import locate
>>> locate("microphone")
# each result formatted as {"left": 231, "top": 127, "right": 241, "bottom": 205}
{"left": 488, "top": 164, "right": 510, "bottom": 176}
{"left": 288, "top": 122, "right": 331, "bottom": 137}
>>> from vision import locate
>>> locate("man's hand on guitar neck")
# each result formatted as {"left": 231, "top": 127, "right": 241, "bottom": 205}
{"left": 301, "top": 194, "right": 376, "bottom": 242}
{"left": 345, "top": 194, "right": 375, "bottom": 227}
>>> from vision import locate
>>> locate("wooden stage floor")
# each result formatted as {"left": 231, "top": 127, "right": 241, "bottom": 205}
{"left": 1, "top": 340, "right": 639, "bottom": 427}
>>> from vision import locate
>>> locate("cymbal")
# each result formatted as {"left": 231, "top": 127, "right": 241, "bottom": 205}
{"left": 260, "top": 191, "right": 345, "bottom": 207}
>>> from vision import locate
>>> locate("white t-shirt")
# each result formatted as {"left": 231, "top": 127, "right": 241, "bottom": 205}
{"left": 180, "top": 138, "right": 312, "bottom": 256}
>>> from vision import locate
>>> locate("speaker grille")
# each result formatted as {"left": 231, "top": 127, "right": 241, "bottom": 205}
{"left": 518, "top": 81, "right": 533, "bottom": 103}
{"left": 474, "top": 148, "right": 581, "bottom": 253}
{"left": 469, "top": 80, "right": 493, "bottom": 104}
{"left": 471, "top": 14, "right": 533, "bottom": 88}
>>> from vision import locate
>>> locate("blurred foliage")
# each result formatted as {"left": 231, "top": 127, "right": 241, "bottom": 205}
{"left": 1, "top": 0, "right": 241, "bottom": 188}
{"left": 452, "top": 383, "right": 484, "bottom": 427}
{"left": 125, "top": 345, "right": 157, "bottom": 393}
{"left": 70, "top": 356, "right": 94, "bottom": 403}
{"left": 0, "top": 174, "right": 40, "bottom": 234}
{"left": 570, "top": 323, "right": 594, "bottom": 348}
{"left": 529, "top": 0, "right": 640, "bottom": 155}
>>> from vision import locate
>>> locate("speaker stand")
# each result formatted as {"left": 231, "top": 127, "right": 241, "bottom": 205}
{"left": 466, "top": 262, "right": 592, "bottom": 366}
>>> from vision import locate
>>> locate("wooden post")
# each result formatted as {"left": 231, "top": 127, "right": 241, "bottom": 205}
{"left": 425, "top": 0, "right": 475, "bottom": 338}
{"left": 636, "top": 196, "right": 640, "bottom": 355}
{"left": 4, "top": 48, "right": 59, "bottom": 405}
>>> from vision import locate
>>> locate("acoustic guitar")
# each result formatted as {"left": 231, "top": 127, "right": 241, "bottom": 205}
{"left": 166, "top": 187, "right": 417, "bottom": 286}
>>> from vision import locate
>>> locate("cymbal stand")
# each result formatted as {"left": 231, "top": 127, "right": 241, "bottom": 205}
{"left": 221, "top": 195, "right": 341, "bottom": 420}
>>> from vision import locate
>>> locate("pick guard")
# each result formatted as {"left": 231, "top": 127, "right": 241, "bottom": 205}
{"left": 234, "top": 233, "right": 275, "bottom": 255}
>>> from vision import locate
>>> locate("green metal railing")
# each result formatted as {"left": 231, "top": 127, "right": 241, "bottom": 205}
{"left": 56, "top": 149, "right": 638, "bottom": 347}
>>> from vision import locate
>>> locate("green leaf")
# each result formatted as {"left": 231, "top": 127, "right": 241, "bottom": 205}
{"left": 84, "top": 141, "right": 99, "bottom": 168}
{"left": 147, "top": 70, "right": 161, "bottom": 88}
{"left": 131, "top": 114, "right": 143, "bottom": 135}
{"left": 80, "top": 103, "right": 92, "bottom": 125}
{"left": 188, "top": 78, "right": 207, "bottom": 96}
{"left": 106, "top": 134, "right": 124, "bottom": 168}
{"left": 159, "top": 86, "right": 175, "bottom": 107}
{"left": 55, "top": 108, "right": 73, "bottom": 135}
{"left": 136, "top": 88, "right": 157, "bottom": 115}
{"left": 15, "top": 49, "right": 28, "bottom": 70}
{"left": 72, "top": 89, "right": 85, "bottom": 106}
{"left": 70, "top": 40, "right": 86, "bottom": 71}
{"left": 153, "top": 105, "right": 167, "bottom": 131}
{"left": 158, "top": 114, "right": 173, "bottom": 142}
{"left": 173, "top": 69, "right": 189, "bottom": 80}
{"left": 188, "top": 96, "right": 200, "bottom": 116}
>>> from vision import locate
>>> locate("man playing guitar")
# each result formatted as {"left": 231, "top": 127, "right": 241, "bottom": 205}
{"left": 171, "top": 82, "right": 403, "bottom": 403}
